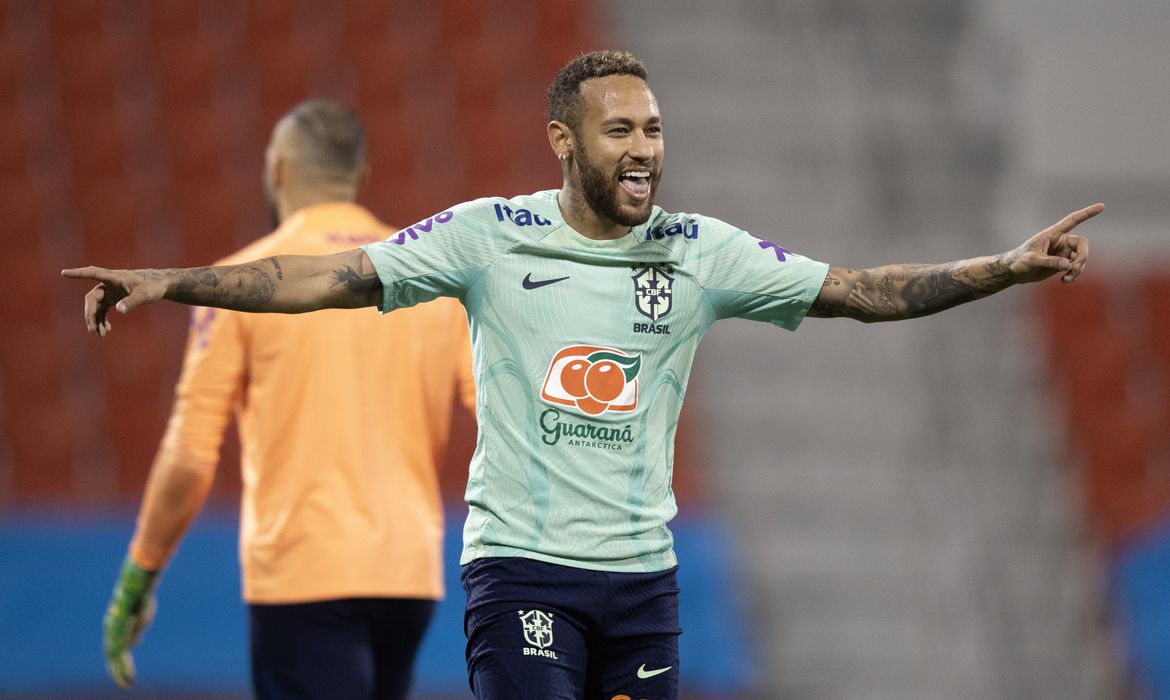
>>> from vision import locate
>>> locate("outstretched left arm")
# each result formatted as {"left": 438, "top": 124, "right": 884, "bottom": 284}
{"left": 808, "top": 203, "right": 1101, "bottom": 322}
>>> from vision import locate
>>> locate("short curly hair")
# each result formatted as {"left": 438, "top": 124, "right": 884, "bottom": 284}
{"left": 546, "top": 50, "right": 648, "bottom": 132}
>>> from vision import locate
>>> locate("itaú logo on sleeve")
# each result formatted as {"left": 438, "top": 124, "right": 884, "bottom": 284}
{"left": 540, "top": 345, "right": 641, "bottom": 416}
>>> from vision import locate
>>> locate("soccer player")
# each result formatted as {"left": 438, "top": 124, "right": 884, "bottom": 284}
{"left": 98, "top": 100, "right": 475, "bottom": 700}
{"left": 65, "top": 51, "right": 1098, "bottom": 700}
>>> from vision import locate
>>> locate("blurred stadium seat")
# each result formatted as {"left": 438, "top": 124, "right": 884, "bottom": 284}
{"left": 171, "top": 179, "right": 246, "bottom": 265}
{"left": 1080, "top": 404, "right": 1170, "bottom": 548}
{"left": 48, "top": 0, "right": 107, "bottom": 42}
{"left": 1141, "top": 270, "right": 1170, "bottom": 368}
{"left": 74, "top": 178, "right": 143, "bottom": 261}
{"left": 163, "top": 106, "right": 230, "bottom": 182}
{"left": 1, "top": 323, "right": 77, "bottom": 499}
{"left": 62, "top": 106, "right": 129, "bottom": 187}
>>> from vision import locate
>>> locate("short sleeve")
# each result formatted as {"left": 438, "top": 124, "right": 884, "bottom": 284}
{"left": 696, "top": 219, "right": 829, "bottom": 330}
{"left": 361, "top": 199, "right": 513, "bottom": 313}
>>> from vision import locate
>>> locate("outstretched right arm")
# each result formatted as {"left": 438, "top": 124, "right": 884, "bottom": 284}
{"left": 62, "top": 248, "right": 381, "bottom": 336}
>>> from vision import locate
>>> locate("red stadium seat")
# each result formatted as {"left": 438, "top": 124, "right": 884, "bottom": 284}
{"left": 147, "top": 0, "right": 201, "bottom": 45}
{"left": 171, "top": 180, "right": 245, "bottom": 265}
{"left": 447, "top": 36, "right": 541, "bottom": 114}
{"left": 249, "top": 35, "right": 321, "bottom": 129}
{"left": 0, "top": 111, "right": 33, "bottom": 179}
{"left": 48, "top": 0, "right": 107, "bottom": 42}
{"left": 532, "top": 1, "right": 597, "bottom": 71}
{"left": 0, "top": 44, "right": 21, "bottom": 108}
{"left": 434, "top": 0, "right": 489, "bottom": 40}
{"left": 4, "top": 392, "right": 79, "bottom": 499}
{"left": 1032, "top": 273, "right": 1111, "bottom": 382}
{"left": 340, "top": 0, "right": 395, "bottom": 43}
{"left": 348, "top": 36, "right": 438, "bottom": 112}
{"left": 460, "top": 100, "right": 552, "bottom": 197}
{"left": 0, "top": 320, "right": 79, "bottom": 499}
{"left": 153, "top": 36, "right": 227, "bottom": 116}
{"left": 1054, "top": 326, "right": 1142, "bottom": 449}
{"left": 1141, "top": 270, "right": 1170, "bottom": 366}
{"left": 53, "top": 34, "right": 124, "bottom": 112}
{"left": 0, "top": 180, "right": 45, "bottom": 257}
{"left": 164, "top": 106, "right": 229, "bottom": 183}
{"left": 1080, "top": 404, "right": 1170, "bottom": 549}
{"left": 62, "top": 106, "right": 129, "bottom": 187}
{"left": 74, "top": 178, "right": 144, "bottom": 262}
{"left": 244, "top": 0, "right": 298, "bottom": 42}
{"left": 95, "top": 316, "right": 186, "bottom": 493}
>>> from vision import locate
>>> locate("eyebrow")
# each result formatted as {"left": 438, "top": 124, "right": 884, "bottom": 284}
{"left": 599, "top": 116, "right": 662, "bottom": 128}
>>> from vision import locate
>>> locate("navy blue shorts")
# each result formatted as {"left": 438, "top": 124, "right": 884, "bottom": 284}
{"left": 461, "top": 557, "right": 681, "bottom": 700}
{"left": 248, "top": 597, "right": 435, "bottom": 700}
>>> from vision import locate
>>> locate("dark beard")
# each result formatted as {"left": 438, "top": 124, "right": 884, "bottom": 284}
{"left": 576, "top": 144, "right": 657, "bottom": 227}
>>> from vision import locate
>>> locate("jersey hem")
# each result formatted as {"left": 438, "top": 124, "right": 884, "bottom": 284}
{"left": 459, "top": 546, "right": 678, "bottom": 573}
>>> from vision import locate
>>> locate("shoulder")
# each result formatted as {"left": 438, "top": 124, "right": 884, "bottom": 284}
{"left": 636, "top": 207, "right": 742, "bottom": 249}
{"left": 449, "top": 190, "right": 560, "bottom": 234}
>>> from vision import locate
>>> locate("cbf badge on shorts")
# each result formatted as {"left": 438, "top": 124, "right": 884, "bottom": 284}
{"left": 518, "top": 609, "right": 558, "bottom": 659}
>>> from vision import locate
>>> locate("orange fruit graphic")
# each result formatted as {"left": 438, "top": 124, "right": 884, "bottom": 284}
{"left": 559, "top": 360, "right": 590, "bottom": 398}
{"left": 585, "top": 360, "right": 625, "bottom": 402}
{"left": 576, "top": 395, "right": 609, "bottom": 415}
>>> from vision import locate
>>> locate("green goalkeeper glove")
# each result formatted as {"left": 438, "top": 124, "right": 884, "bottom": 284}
{"left": 103, "top": 556, "right": 159, "bottom": 689}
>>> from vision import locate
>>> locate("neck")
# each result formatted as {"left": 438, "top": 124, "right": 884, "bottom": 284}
{"left": 276, "top": 183, "right": 357, "bottom": 223}
{"left": 557, "top": 181, "right": 630, "bottom": 241}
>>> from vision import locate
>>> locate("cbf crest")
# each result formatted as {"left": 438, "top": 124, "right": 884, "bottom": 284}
{"left": 519, "top": 609, "right": 554, "bottom": 650}
{"left": 632, "top": 266, "right": 674, "bottom": 321}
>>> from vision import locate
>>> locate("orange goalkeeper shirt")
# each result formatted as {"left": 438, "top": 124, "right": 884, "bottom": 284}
{"left": 129, "top": 202, "right": 474, "bottom": 603}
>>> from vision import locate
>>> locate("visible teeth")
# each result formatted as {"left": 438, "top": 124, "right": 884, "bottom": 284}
{"left": 622, "top": 171, "right": 650, "bottom": 179}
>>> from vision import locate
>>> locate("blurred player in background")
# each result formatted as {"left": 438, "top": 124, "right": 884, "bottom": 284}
{"left": 100, "top": 99, "right": 475, "bottom": 700}
{"left": 66, "top": 52, "right": 1099, "bottom": 700}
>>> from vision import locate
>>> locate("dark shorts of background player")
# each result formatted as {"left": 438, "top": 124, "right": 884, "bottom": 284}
{"left": 462, "top": 556, "right": 681, "bottom": 700}
{"left": 249, "top": 597, "right": 435, "bottom": 700}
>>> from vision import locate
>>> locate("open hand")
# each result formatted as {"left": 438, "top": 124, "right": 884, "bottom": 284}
{"left": 1006, "top": 203, "right": 1101, "bottom": 285}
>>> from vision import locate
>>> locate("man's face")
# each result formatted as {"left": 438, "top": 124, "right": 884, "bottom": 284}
{"left": 572, "top": 75, "right": 663, "bottom": 227}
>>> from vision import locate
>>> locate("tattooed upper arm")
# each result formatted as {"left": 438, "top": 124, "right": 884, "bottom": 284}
{"left": 807, "top": 267, "right": 853, "bottom": 318}
{"left": 326, "top": 249, "right": 383, "bottom": 308}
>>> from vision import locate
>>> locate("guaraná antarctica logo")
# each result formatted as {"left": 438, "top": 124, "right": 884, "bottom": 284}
{"left": 540, "top": 345, "right": 641, "bottom": 416}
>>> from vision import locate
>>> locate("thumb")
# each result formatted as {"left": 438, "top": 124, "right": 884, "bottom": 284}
{"left": 107, "top": 650, "right": 136, "bottom": 689}
{"left": 1032, "top": 254, "right": 1072, "bottom": 272}
{"left": 115, "top": 287, "right": 155, "bottom": 314}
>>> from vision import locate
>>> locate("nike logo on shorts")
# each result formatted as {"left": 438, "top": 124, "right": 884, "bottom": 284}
{"left": 522, "top": 273, "right": 570, "bottom": 290}
{"left": 636, "top": 664, "right": 672, "bottom": 679}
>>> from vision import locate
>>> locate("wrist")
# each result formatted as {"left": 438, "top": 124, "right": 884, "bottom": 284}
{"left": 119, "top": 555, "right": 160, "bottom": 592}
{"left": 994, "top": 249, "right": 1022, "bottom": 286}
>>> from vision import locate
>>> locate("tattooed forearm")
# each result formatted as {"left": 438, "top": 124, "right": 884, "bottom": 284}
{"left": 899, "top": 258, "right": 1013, "bottom": 318}
{"left": 167, "top": 265, "right": 277, "bottom": 311}
{"left": 814, "top": 255, "right": 1015, "bottom": 322}
{"left": 269, "top": 257, "right": 283, "bottom": 280}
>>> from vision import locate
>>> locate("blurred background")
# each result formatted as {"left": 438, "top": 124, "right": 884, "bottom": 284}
{"left": 1, "top": 0, "right": 1168, "bottom": 698}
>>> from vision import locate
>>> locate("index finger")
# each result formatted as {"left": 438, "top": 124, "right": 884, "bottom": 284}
{"left": 1055, "top": 203, "right": 1105, "bottom": 233}
{"left": 61, "top": 266, "right": 110, "bottom": 281}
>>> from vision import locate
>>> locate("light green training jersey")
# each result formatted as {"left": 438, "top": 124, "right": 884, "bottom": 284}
{"left": 363, "top": 189, "right": 829, "bottom": 572}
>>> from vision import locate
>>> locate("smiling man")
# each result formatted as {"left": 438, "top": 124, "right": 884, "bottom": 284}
{"left": 64, "top": 50, "right": 1099, "bottom": 700}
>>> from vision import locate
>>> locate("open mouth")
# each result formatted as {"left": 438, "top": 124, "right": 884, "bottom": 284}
{"left": 618, "top": 170, "right": 652, "bottom": 200}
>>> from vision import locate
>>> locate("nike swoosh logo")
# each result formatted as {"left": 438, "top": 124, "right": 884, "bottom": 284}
{"left": 522, "top": 273, "right": 570, "bottom": 290}
{"left": 637, "top": 664, "right": 672, "bottom": 679}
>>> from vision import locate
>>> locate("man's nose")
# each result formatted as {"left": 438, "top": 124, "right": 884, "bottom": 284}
{"left": 628, "top": 131, "right": 654, "bottom": 160}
